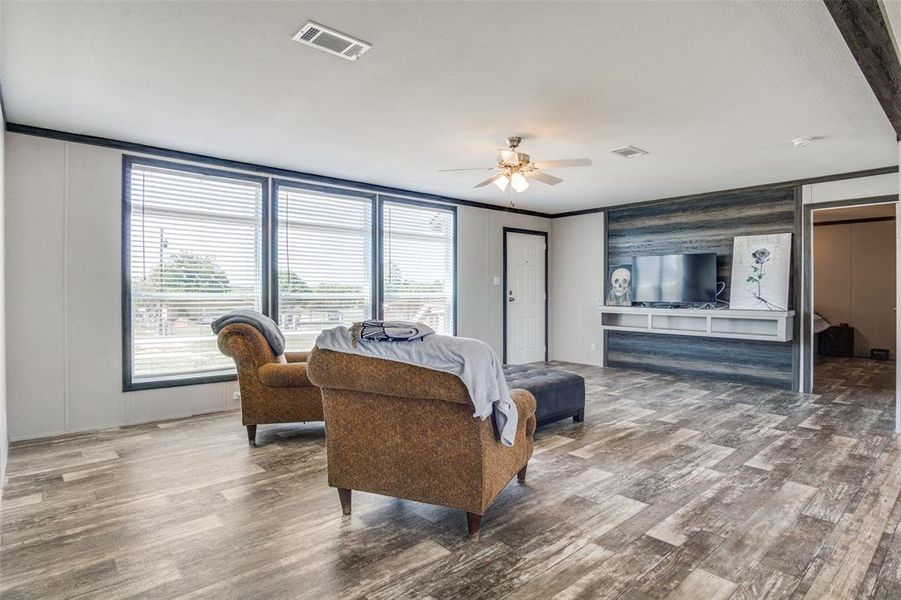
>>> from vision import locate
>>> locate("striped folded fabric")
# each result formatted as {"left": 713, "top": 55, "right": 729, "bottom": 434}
{"left": 349, "top": 320, "right": 435, "bottom": 347}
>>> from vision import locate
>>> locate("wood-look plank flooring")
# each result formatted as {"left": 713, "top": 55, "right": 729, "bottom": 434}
{"left": 1, "top": 359, "right": 900, "bottom": 599}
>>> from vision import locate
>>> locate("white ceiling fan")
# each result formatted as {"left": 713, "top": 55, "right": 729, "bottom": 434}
{"left": 439, "top": 136, "right": 592, "bottom": 193}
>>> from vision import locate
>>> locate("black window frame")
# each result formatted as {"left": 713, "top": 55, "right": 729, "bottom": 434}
{"left": 123, "top": 161, "right": 458, "bottom": 391}
{"left": 121, "top": 155, "right": 270, "bottom": 391}
{"left": 378, "top": 195, "right": 458, "bottom": 336}
{"left": 270, "top": 179, "right": 379, "bottom": 343}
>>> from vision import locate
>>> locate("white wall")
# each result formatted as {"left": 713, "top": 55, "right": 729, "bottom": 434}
{"left": 814, "top": 219, "right": 896, "bottom": 357}
{"left": 4, "top": 132, "right": 550, "bottom": 441}
{"left": 0, "top": 114, "right": 8, "bottom": 486}
{"left": 896, "top": 141, "right": 900, "bottom": 433}
{"left": 803, "top": 172, "right": 899, "bottom": 204}
{"left": 456, "top": 207, "right": 551, "bottom": 355}
{"left": 548, "top": 212, "right": 605, "bottom": 366}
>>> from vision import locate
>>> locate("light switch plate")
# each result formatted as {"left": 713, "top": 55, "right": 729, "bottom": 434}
{"left": 493, "top": 276, "right": 501, "bottom": 285}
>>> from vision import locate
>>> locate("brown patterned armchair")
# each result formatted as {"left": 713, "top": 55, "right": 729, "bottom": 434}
{"left": 306, "top": 346, "right": 536, "bottom": 539}
{"left": 216, "top": 323, "right": 323, "bottom": 446}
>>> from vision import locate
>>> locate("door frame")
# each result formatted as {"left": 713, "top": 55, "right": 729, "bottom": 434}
{"left": 502, "top": 227, "right": 549, "bottom": 364}
{"left": 801, "top": 193, "right": 899, "bottom": 430}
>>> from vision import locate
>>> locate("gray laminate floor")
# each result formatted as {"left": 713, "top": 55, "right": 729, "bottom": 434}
{"left": 814, "top": 355, "right": 895, "bottom": 398}
{"left": 2, "top": 362, "right": 901, "bottom": 599}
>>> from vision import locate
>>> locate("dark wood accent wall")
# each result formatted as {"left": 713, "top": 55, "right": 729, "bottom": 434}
{"left": 606, "top": 186, "right": 799, "bottom": 389}
{"left": 606, "top": 331, "right": 795, "bottom": 388}
{"left": 607, "top": 187, "right": 797, "bottom": 301}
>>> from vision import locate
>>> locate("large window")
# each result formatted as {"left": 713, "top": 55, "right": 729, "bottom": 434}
{"left": 124, "top": 158, "right": 266, "bottom": 389}
{"left": 382, "top": 199, "right": 456, "bottom": 335}
{"left": 274, "top": 182, "right": 374, "bottom": 351}
{"left": 123, "top": 158, "right": 456, "bottom": 389}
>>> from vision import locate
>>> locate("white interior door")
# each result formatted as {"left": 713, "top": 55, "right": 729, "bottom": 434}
{"left": 506, "top": 232, "right": 546, "bottom": 364}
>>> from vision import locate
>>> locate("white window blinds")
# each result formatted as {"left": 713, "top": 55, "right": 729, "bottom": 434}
{"left": 276, "top": 184, "right": 374, "bottom": 350}
{"left": 382, "top": 200, "right": 455, "bottom": 335}
{"left": 127, "top": 161, "right": 264, "bottom": 384}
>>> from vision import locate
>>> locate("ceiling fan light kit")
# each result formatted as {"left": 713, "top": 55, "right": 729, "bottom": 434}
{"left": 439, "top": 136, "right": 593, "bottom": 194}
{"left": 510, "top": 172, "right": 529, "bottom": 192}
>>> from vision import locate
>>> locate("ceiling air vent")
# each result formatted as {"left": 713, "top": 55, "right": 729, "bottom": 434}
{"left": 610, "top": 145, "right": 649, "bottom": 159}
{"left": 292, "top": 21, "right": 371, "bottom": 62}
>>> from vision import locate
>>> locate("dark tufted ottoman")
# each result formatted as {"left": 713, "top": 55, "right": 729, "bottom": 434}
{"left": 503, "top": 364, "right": 585, "bottom": 427}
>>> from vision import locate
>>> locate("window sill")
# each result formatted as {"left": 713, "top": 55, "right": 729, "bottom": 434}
{"left": 124, "top": 371, "right": 237, "bottom": 392}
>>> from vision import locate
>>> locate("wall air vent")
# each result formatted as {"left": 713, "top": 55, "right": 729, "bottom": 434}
{"left": 292, "top": 21, "right": 371, "bottom": 61}
{"left": 610, "top": 145, "right": 649, "bottom": 159}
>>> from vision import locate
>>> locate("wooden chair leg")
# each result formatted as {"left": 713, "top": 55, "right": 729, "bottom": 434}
{"left": 246, "top": 425, "right": 257, "bottom": 447}
{"left": 466, "top": 512, "right": 482, "bottom": 540}
{"left": 338, "top": 488, "right": 352, "bottom": 515}
{"left": 517, "top": 464, "right": 528, "bottom": 484}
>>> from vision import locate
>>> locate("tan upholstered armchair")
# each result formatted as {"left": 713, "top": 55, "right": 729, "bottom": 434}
{"left": 216, "top": 323, "right": 323, "bottom": 446}
{"left": 306, "top": 347, "right": 536, "bottom": 539}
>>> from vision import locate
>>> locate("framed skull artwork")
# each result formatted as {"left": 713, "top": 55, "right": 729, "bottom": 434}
{"left": 606, "top": 264, "right": 633, "bottom": 306}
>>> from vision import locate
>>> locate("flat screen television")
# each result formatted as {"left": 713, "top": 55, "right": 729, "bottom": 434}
{"left": 632, "top": 253, "right": 717, "bottom": 304}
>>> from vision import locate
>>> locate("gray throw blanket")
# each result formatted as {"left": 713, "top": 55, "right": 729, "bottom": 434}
{"left": 350, "top": 320, "right": 435, "bottom": 346}
{"left": 211, "top": 310, "right": 285, "bottom": 356}
{"left": 315, "top": 326, "right": 518, "bottom": 447}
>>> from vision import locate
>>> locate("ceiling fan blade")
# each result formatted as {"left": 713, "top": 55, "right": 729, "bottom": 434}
{"left": 532, "top": 158, "right": 592, "bottom": 169}
{"left": 528, "top": 171, "right": 563, "bottom": 185}
{"left": 438, "top": 167, "right": 495, "bottom": 172}
{"left": 474, "top": 174, "right": 505, "bottom": 188}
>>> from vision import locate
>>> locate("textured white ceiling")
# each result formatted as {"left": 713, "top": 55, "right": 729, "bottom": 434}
{"left": 2, "top": 1, "right": 896, "bottom": 214}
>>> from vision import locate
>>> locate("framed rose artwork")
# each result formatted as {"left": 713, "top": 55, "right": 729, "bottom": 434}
{"left": 729, "top": 233, "right": 792, "bottom": 310}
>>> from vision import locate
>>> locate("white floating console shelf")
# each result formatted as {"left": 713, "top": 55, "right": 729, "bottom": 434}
{"left": 597, "top": 305, "right": 794, "bottom": 342}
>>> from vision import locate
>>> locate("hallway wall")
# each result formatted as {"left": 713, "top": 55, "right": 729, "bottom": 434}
{"left": 814, "top": 218, "right": 896, "bottom": 357}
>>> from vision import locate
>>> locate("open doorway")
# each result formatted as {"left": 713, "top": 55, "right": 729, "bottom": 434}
{"left": 811, "top": 202, "right": 896, "bottom": 408}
